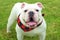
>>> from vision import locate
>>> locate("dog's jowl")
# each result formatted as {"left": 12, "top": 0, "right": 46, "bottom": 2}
{"left": 7, "top": 2, "right": 46, "bottom": 40}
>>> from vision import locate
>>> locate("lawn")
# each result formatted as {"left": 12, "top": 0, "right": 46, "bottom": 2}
{"left": 0, "top": 0, "right": 60, "bottom": 40}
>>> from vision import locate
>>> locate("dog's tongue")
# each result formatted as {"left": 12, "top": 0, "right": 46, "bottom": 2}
{"left": 27, "top": 22, "right": 36, "bottom": 26}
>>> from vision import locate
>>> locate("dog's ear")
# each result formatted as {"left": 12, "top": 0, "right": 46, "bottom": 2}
{"left": 36, "top": 2, "right": 44, "bottom": 8}
{"left": 21, "top": 2, "right": 27, "bottom": 8}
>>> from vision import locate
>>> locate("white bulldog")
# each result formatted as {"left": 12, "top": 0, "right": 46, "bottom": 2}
{"left": 7, "top": 2, "right": 46, "bottom": 40}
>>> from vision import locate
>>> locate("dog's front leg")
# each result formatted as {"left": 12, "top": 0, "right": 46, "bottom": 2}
{"left": 17, "top": 32, "right": 23, "bottom": 40}
{"left": 39, "top": 31, "right": 46, "bottom": 40}
{"left": 16, "top": 26, "right": 23, "bottom": 40}
{"left": 7, "top": 4, "right": 17, "bottom": 33}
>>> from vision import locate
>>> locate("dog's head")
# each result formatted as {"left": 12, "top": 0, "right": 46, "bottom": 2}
{"left": 20, "top": 2, "right": 44, "bottom": 28}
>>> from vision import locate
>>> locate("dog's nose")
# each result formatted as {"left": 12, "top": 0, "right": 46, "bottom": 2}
{"left": 29, "top": 11, "right": 34, "bottom": 18}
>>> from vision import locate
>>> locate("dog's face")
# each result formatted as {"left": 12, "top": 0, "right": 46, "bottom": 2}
{"left": 20, "top": 2, "right": 44, "bottom": 28}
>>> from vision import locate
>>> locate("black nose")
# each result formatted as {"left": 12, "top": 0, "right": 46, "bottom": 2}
{"left": 29, "top": 11, "right": 34, "bottom": 18}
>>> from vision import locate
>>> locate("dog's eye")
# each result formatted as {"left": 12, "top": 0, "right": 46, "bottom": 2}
{"left": 36, "top": 9, "right": 39, "bottom": 12}
{"left": 24, "top": 10, "right": 28, "bottom": 12}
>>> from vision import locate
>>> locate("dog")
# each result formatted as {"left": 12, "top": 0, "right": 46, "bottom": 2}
{"left": 7, "top": 2, "right": 46, "bottom": 40}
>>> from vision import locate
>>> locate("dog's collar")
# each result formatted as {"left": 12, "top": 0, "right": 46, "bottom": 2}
{"left": 17, "top": 14, "right": 43, "bottom": 32}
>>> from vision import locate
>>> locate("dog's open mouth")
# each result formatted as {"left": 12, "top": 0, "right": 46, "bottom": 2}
{"left": 26, "top": 18, "right": 37, "bottom": 27}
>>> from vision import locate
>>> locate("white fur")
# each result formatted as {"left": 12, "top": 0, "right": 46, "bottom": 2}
{"left": 7, "top": 2, "right": 46, "bottom": 40}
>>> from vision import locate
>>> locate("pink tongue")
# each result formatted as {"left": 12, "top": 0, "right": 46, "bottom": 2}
{"left": 27, "top": 22, "right": 36, "bottom": 26}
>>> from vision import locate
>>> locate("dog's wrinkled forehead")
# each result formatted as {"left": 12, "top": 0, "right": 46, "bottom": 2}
{"left": 21, "top": 2, "right": 44, "bottom": 10}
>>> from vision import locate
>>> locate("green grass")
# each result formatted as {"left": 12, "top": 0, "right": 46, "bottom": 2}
{"left": 0, "top": 0, "right": 60, "bottom": 40}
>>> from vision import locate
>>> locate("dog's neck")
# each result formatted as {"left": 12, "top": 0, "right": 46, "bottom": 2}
{"left": 17, "top": 14, "right": 43, "bottom": 32}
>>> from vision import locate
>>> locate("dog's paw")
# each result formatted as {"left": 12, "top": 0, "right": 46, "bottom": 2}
{"left": 7, "top": 30, "right": 11, "bottom": 33}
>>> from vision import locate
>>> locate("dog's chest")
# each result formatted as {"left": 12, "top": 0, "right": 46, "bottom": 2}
{"left": 23, "top": 26, "right": 44, "bottom": 36}
{"left": 16, "top": 20, "right": 45, "bottom": 36}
